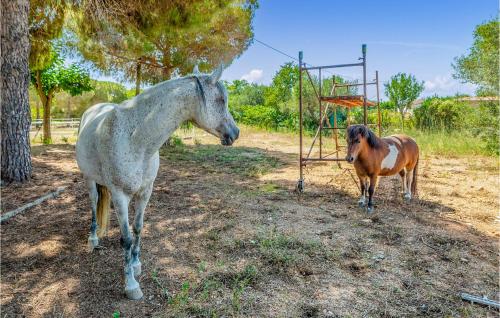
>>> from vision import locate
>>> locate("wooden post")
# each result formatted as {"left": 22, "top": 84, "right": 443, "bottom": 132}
{"left": 319, "top": 68, "right": 322, "bottom": 159}
{"left": 362, "top": 44, "right": 367, "bottom": 126}
{"left": 298, "top": 51, "right": 304, "bottom": 191}
{"left": 376, "top": 70, "right": 382, "bottom": 136}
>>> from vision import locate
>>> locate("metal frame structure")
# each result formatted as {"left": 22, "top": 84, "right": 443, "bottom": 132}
{"left": 297, "top": 44, "right": 381, "bottom": 192}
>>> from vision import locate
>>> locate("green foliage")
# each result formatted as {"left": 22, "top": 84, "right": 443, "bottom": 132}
{"left": 384, "top": 73, "right": 424, "bottom": 127}
{"left": 453, "top": 19, "right": 499, "bottom": 96}
{"left": 475, "top": 101, "right": 499, "bottom": 155}
{"left": 30, "top": 80, "right": 130, "bottom": 118}
{"left": 265, "top": 62, "right": 299, "bottom": 108}
{"left": 230, "top": 105, "right": 297, "bottom": 131}
{"left": 226, "top": 80, "right": 266, "bottom": 107}
{"left": 70, "top": 0, "right": 258, "bottom": 84}
{"left": 398, "top": 129, "right": 494, "bottom": 157}
{"left": 30, "top": 50, "right": 93, "bottom": 97}
{"left": 413, "top": 97, "right": 498, "bottom": 155}
{"left": 227, "top": 63, "right": 357, "bottom": 133}
{"left": 414, "top": 97, "right": 471, "bottom": 131}
{"left": 29, "top": 0, "right": 67, "bottom": 70}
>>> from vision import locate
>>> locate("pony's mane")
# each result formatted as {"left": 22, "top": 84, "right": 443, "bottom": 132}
{"left": 347, "top": 125, "right": 380, "bottom": 148}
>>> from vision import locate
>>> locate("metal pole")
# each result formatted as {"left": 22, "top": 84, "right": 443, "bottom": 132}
{"left": 298, "top": 51, "right": 304, "bottom": 191}
{"left": 376, "top": 71, "right": 382, "bottom": 136}
{"left": 362, "top": 44, "right": 367, "bottom": 125}
{"left": 332, "top": 76, "right": 339, "bottom": 154}
{"left": 319, "top": 68, "right": 322, "bottom": 159}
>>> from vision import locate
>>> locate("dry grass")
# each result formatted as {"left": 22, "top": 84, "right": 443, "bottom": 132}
{"left": 1, "top": 126, "right": 498, "bottom": 317}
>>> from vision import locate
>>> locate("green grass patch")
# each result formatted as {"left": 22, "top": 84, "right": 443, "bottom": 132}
{"left": 384, "top": 128, "right": 494, "bottom": 157}
{"left": 166, "top": 264, "right": 259, "bottom": 317}
{"left": 256, "top": 227, "right": 334, "bottom": 269}
{"left": 160, "top": 144, "right": 281, "bottom": 176}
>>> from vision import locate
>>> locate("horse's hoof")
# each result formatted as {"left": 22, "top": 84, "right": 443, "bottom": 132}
{"left": 88, "top": 237, "right": 99, "bottom": 252}
{"left": 358, "top": 200, "right": 366, "bottom": 208}
{"left": 125, "top": 287, "right": 143, "bottom": 300}
{"left": 367, "top": 206, "right": 374, "bottom": 214}
{"left": 133, "top": 262, "right": 142, "bottom": 277}
{"left": 404, "top": 194, "right": 412, "bottom": 202}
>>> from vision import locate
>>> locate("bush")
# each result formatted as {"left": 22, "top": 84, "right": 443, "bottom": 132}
{"left": 414, "top": 97, "right": 472, "bottom": 131}
{"left": 475, "top": 101, "right": 499, "bottom": 155}
{"left": 230, "top": 105, "right": 298, "bottom": 131}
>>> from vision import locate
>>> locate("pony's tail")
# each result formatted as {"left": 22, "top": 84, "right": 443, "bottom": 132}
{"left": 411, "top": 158, "right": 419, "bottom": 197}
{"left": 96, "top": 184, "right": 111, "bottom": 238}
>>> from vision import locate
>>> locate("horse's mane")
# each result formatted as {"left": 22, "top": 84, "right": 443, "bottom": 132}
{"left": 347, "top": 125, "right": 380, "bottom": 148}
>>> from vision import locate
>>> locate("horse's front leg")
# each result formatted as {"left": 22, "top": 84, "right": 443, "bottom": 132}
{"left": 357, "top": 176, "right": 368, "bottom": 207}
{"left": 111, "top": 189, "right": 143, "bottom": 300}
{"left": 131, "top": 182, "right": 154, "bottom": 278}
{"left": 367, "top": 175, "right": 378, "bottom": 214}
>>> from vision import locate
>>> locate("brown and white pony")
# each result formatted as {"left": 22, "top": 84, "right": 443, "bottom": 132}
{"left": 345, "top": 125, "right": 419, "bottom": 213}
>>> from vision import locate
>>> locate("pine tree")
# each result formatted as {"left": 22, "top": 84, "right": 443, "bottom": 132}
{"left": 1, "top": 0, "right": 32, "bottom": 182}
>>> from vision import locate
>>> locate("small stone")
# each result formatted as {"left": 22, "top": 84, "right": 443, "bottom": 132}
{"left": 460, "top": 258, "right": 468, "bottom": 263}
{"left": 433, "top": 208, "right": 440, "bottom": 213}
{"left": 361, "top": 219, "right": 373, "bottom": 224}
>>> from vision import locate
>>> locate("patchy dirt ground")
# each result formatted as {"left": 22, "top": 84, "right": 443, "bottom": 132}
{"left": 1, "top": 127, "right": 499, "bottom": 317}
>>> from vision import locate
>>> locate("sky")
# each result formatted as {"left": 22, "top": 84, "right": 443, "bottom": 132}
{"left": 219, "top": 0, "right": 498, "bottom": 99}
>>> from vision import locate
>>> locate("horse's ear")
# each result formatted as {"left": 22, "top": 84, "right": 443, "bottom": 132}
{"left": 193, "top": 64, "right": 200, "bottom": 75}
{"left": 210, "top": 63, "right": 224, "bottom": 84}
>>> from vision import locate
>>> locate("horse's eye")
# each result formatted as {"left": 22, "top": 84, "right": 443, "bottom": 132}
{"left": 354, "top": 139, "right": 360, "bottom": 144}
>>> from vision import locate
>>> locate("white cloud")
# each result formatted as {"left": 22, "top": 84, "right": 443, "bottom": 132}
{"left": 423, "top": 74, "right": 477, "bottom": 97}
{"left": 241, "top": 69, "right": 264, "bottom": 83}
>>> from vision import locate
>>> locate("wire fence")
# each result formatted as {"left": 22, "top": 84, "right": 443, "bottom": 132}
{"left": 30, "top": 118, "right": 81, "bottom": 130}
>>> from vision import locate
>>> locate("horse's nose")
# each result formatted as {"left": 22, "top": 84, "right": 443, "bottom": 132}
{"left": 345, "top": 155, "right": 353, "bottom": 163}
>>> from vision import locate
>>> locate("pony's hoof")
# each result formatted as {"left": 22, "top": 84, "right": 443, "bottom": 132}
{"left": 88, "top": 237, "right": 99, "bottom": 252}
{"left": 404, "top": 194, "right": 412, "bottom": 202}
{"left": 133, "top": 262, "right": 142, "bottom": 277}
{"left": 125, "top": 287, "right": 143, "bottom": 300}
{"left": 358, "top": 200, "right": 366, "bottom": 207}
{"left": 367, "top": 206, "right": 374, "bottom": 214}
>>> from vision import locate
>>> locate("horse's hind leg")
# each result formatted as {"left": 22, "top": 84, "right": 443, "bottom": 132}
{"left": 399, "top": 169, "right": 408, "bottom": 197}
{"left": 131, "top": 182, "right": 153, "bottom": 278}
{"left": 112, "top": 189, "right": 142, "bottom": 300}
{"left": 86, "top": 179, "right": 99, "bottom": 251}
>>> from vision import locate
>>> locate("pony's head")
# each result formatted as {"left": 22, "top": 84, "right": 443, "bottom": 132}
{"left": 191, "top": 64, "right": 239, "bottom": 146}
{"left": 345, "top": 125, "right": 379, "bottom": 163}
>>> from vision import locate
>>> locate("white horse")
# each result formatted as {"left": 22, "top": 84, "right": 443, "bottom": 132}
{"left": 76, "top": 65, "right": 239, "bottom": 299}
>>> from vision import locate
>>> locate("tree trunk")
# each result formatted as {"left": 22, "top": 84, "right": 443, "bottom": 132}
{"left": 400, "top": 110, "right": 405, "bottom": 130}
{"left": 33, "top": 70, "right": 53, "bottom": 144}
{"left": 35, "top": 100, "right": 40, "bottom": 120}
{"left": 1, "top": 0, "right": 32, "bottom": 183}
{"left": 42, "top": 95, "right": 52, "bottom": 144}
{"left": 135, "top": 60, "right": 141, "bottom": 96}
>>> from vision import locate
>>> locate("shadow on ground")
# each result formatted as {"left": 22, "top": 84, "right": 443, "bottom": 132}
{"left": 1, "top": 144, "right": 498, "bottom": 317}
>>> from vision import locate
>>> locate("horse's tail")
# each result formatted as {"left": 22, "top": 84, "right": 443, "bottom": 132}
{"left": 411, "top": 157, "right": 419, "bottom": 196}
{"left": 96, "top": 184, "right": 111, "bottom": 238}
